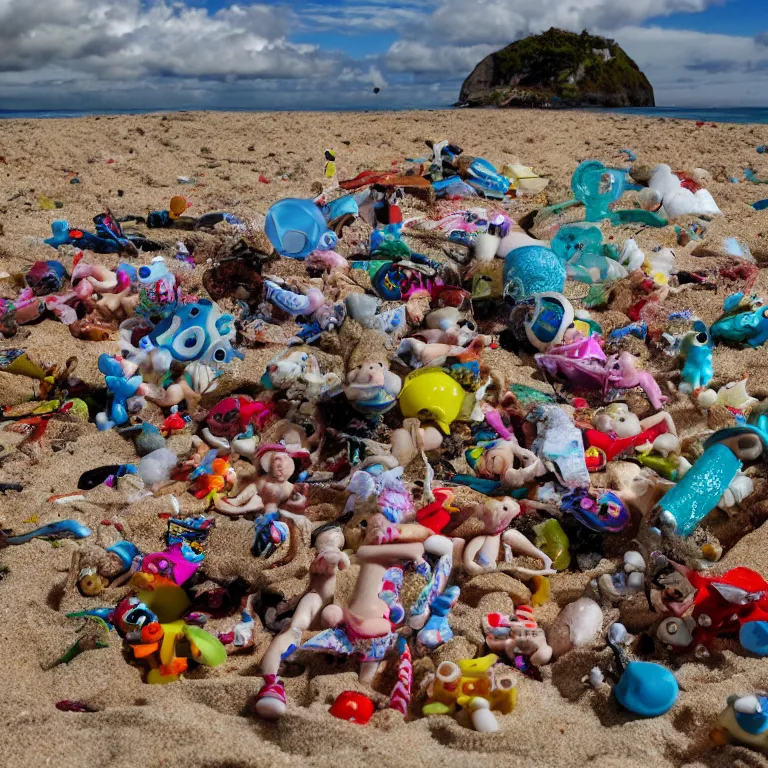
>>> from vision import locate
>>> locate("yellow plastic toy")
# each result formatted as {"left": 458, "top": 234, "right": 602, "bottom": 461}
{"left": 398, "top": 368, "right": 467, "bottom": 434}
{"left": 423, "top": 653, "right": 516, "bottom": 732}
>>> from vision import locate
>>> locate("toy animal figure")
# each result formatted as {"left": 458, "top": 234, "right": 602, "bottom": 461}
{"left": 711, "top": 694, "right": 768, "bottom": 750}
{"left": 136, "top": 257, "right": 179, "bottom": 322}
{"left": 711, "top": 292, "right": 768, "bottom": 348}
{"left": 261, "top": 347, "right": 341, "bottom": 404}
{"left": 148, "top": 299, "right": 241, "bottom": 368}
{"left": 655, "top": 562, "right": 768, "bottom": 657}
{"left": 460, "top": 497, "right": 554, "bottom": 578}
{"left": 46, "top": 212, "right": 139, "bottom": 256}
{"left": 679, "top": 322, "right": 714, "bottom": 392}
{"left": 96, "top": 354, "right": 148, "bottom": 430}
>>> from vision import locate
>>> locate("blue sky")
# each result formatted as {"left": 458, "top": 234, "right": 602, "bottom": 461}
{"left": 0, "top": 0, "right": 767, "bottom": 111}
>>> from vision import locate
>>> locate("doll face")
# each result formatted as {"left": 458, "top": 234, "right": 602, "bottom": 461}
{"left": 479, "top": 443, "right": 516, "bottom": 478}
{"left": 594, "top": 403, "right": 641, "bottom": 438}
{"left": 482, "top": 497, "right": 521, "bottom": 532}
{"left": 266, "top": 451, "right": 294, "bottom": 482}
{"left": 348, "top": 361, "right": 386, "bottom": 387}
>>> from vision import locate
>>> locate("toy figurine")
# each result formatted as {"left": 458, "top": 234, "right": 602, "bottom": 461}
{"left": 484, "top": 606, "right": 554, "bottom": 666}
{"left": 678, "top": 323, "right": 714, "bottom": 392}
{"left": 96, "top": 354, "right": 148, "bottom": 430}
{"left": 711, "top": 694, "right": 768, "bottom": 750}
{"left": 711, "top": 292, "right": 768, "bottom": 348}
{"left": 422, "top": 654, "right": 517, "bottom": 732}
{"left": 343, "top": 329, "right": 402, "bottom": 415}
{"left": 146, "top": 299, "right": 241, "bottom": 369}
{"left": 214, "top": 443, "right": 307, "bottom": 519}
{"left": 653, "top": 560, "right": 768, "bottom": 656}
{"left": 114, "top": 593, "right": 226, "bottom": 684}
{"left": 460, "top": 497, "right": 555, "bottom": 578}
{"left": 465, "top": 436, "right": 545, "bottom": 489}
{"left": 536, "top": 336, "right": 667, "bottom": 410}
{"left": 261, "top": 347, "right": 341, "bottom": 404}
{"left": 253, "top": 521, "right": 349, "bottom": 719}
{"left": 0, "top": 289, "right": 47, "bottom": 338}
{"left": 585, "top": 402, "right": 683, "bottom": 477}
{"left": 136, "top": 256, "right": 180, "bottom": 322}
{"left": 68, "top": 537, "right": 140, "bottom": 596}
{"left": 263, "top": 279, "right": 326, "bottom": 316}
{"left": 201, "top": 395, "right": 273, "bottom": 457}
{"left": 396, "top": 334, "right": 491, "bottom": 369}
{"left": 45, "top": 212, "right": 139, "bottom": 255}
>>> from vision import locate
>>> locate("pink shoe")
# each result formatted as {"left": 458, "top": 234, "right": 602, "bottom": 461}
{"left": 253, "top": 674, "right": 287, "bottom": 719}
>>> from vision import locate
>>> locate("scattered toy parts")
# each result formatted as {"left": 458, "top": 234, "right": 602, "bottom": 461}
{"left": 2, "top": 123, "right": 768, "bottom": 760}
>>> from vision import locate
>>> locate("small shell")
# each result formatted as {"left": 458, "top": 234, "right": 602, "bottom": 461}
{"left": 548, "top": 597, "right": 603, "bottom": 657}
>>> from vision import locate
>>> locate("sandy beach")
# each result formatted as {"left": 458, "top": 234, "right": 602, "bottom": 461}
{"left": 1, "top": 108, "right": 768, "bottom": 768}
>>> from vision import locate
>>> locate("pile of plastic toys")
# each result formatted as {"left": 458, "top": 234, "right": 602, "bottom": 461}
{"left": 3, "top": 143, "right": 768, "bottom": 748}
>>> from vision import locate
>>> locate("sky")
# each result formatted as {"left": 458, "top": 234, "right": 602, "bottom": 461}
{"left": 1, "top": 0, "right": 767, "bottom": 112}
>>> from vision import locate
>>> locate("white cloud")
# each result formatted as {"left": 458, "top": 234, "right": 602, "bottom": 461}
{"left": 612, "top": 26, "right": 768, "bottom": 106}
{"left": 0, "top": 0, "right": 339, "bottom": 82}
{"left": 0, "top": 0, "right": 762, "bottom": 110}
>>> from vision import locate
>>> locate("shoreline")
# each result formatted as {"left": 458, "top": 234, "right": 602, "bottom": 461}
{"left": 3, "top": 104, "right": 768, "bottom": 126}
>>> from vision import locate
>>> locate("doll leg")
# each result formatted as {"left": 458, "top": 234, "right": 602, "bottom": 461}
{"left": 255, "top": 592, "right": 323, "bottom": 719}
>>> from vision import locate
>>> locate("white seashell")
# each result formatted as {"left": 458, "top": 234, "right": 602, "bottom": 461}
{"left": 548, "top": 597, "right": 603, "bottom": 657}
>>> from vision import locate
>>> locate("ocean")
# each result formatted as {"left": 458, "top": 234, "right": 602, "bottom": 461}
{"left": 2, "top": 106, "right": 768, "bottom": 123}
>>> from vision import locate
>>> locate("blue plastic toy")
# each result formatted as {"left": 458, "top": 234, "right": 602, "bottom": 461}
{"left": 106, "top": 541, "right": 140, "bottom": 570}
{"left": 711, "top": 293, "right": 768, "bottom": 348}
{"left": 656, "top": 442, "right": 742, "bottom": 536}
{"left": 416, "top": 585, "right": 460, "bottom": 651}
{"left": 740, "top": 622, "right": 768, "bottom": 656}
{"left": 572, "top": 161, "right": 626, "bottom": 221}
{"left": 571, "top": 161, "right": 667, "bottom": 227}
{"left": 265, "top": 198, "right": 337, "bottom": 259}
{"left": 679, "top": 322, "right": 714, "bottom": 392}
{"left": 3, "top": 519, "right": 91, "bottom": 545}
{"left": 615, "top": 661, "right": 679, "bottom": 717}
{"left": 45, "top": 212, "right": 133, "bottom": 253}
{"left": 464, "top": 158, "right": 510, "bottom": 199}
{"left": 136, "top": 256, "right": 178, "bottom": 321}
{"left": 148, "top": 299, "right": 242, "bottom": 368}
{"left": 98, "top": 354, "right": 145, "bottom": 430}
{"left": 551, "top": 223, "right": 626, "bottom": 283}
{"left": 503, "top": 245, "right": 566, "bottom": 303}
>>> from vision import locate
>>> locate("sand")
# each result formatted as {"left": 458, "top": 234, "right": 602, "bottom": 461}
{"left": 1, "top": 109, "right": 768, "bottom": 768}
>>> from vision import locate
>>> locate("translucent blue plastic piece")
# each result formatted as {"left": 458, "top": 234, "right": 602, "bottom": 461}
{"left": 571, "top": 160, "right": 626, "bottom": 222}
{"left": 265, "top": 198, "right": 336, "bottom": 259}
